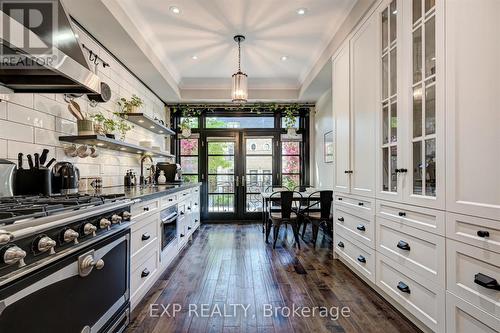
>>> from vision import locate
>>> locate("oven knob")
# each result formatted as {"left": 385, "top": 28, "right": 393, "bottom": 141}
{"left": 37, "top": 236, "right": 56, "bottom": 255}
{"left": 63, "top": 229, "right": 79, "bottom": 244}
{"left": 122, "top": 211, "right": 132, "bottom": 220}
{"left": 100, "top": 218, "right": 111, "bottom": 230}
{"left": 83, "top": 223, "right": 97, "bottom": 236}
{"left": 0, "top": 230, "right": 14, "bottom": 245}
{"left": 3, "top": 246, "right": 26, "bottom": 267}
{"left": 111, "top": 214, "right": 123, "bottom": 224}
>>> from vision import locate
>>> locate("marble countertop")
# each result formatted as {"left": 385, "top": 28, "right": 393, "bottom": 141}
{"left": 81, "top": 183, "right": 202, "bottom": 202}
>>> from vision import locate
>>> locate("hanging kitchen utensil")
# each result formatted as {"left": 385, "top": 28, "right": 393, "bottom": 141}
{"left": 87, "top": 82, "right": 112, "bottom": 104}
{"left": 68, "top": 100, "right": 84, "bottom": 120}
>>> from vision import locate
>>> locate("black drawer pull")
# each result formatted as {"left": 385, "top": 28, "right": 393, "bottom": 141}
{"left": 397, "top": 240, "right": 411, "bottom": 251}
{"left": 169, "top": 198, "right": 173, "bottom": 202}
{"left": 180, "top": 234, "right": 185, "bottom": 238}
{"left": 188, "top": 227, "right": 192, "bottom": 230}
{"left": 338, "top": 217, "right": 345, "bottom": 222}
{"left": 143, "top": 207, "right": 150, "bottom": 212}
{"left": 187, "top": 207, "right": 191, "bottom": 210}
{"left": 357, "top": 255, "right": 366, "bottom": 263}
{"left": 397, "top": 281, "right": 410, "bottom": 293}
{"left": 180, "top": 212, "right": 185, "bottom": 215}
{"left": 194, "top": 203, "right": 198, "bottom": 206}
{"left": 141, "top": 269, "right": 150, "bottom": 278}
{"left": 141, "top": 233, "right": 151, "bottom": 241}
{"left": 474, "top": 273, "right": 500, "bottom": 290}
{"left": 398, "top": 212, "right": 406, "bottom": 217}
{"left": 337, "top": 241, "right": 344, "bottom": 248}
{"left": 358, "top": 202, "right": 364, "bottom": 206}
{"left": 338, "top": 198, "right": 343, "bottom": 201}
{"left": 183, "top": 193, "right": 188, "bottom": 196}
{"left": 356, "top": 225, "right": 366, "bottom": 232}
{"left": 477, "top": 230, "right": 490, "bottom": 238}
{"left": 195, "top": 219, "right": 199, "bottom": 223}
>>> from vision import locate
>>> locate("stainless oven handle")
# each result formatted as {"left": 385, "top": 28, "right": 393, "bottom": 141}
{"left": 161, "top": 212, "right": 178, "bottom": 224}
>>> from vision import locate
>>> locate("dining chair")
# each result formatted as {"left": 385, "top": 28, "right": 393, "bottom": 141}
{"left": 266, "top": 191, "right": 303, "bottom": 249}
{"left": 301, "top": 190, "right": 333, "bottom": 247}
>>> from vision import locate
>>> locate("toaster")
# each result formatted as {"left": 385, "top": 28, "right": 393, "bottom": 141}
{"left": 0, "top": 159, "right": 16, "bottom": 197}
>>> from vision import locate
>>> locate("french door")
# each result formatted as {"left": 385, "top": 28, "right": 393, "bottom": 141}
{"left": 202, "top": 131, "right": 279, "bottom": 221}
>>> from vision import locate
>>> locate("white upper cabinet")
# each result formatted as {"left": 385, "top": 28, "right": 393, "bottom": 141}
{"left": 350, "top": 11, "right": 378, "bottom": 198}
{"left": 332, "top": 42, "right": 351, "bottom": 194}
{"left": 445, "top": 0, "right": 500, "bottom": 221}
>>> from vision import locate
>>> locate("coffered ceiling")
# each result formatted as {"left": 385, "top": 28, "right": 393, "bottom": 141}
{"left": 63, "top": 0, "right": 360, "bottom": 101}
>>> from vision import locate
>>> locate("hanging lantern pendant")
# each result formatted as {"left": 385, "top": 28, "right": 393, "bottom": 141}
{"left": 232, "top": 35, "right": 248, "bottom": 103}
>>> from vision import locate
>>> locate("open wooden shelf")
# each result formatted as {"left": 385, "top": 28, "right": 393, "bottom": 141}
{"left": 118, "top": 113, "right": 176, "bottom": 136}
{"left": 59, "top": 135, "right": 175, "bottom": 158}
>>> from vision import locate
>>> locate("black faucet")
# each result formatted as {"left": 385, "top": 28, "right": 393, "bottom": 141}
{"left": 140, "top": 155, "right": 155, "bottom": 186}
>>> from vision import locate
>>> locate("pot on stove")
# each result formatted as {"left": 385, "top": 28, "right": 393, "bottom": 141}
{"left": 52, "top": 162, "right": 80, "bottom": 195}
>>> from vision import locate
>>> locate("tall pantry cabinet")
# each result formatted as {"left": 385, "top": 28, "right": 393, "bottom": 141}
{"left": 332, "top": 0, "right": 500, "bottom": 332}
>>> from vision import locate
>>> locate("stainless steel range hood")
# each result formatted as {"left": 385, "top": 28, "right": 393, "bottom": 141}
{"left": 0, "top": 0, "right": 101, "bottom": 94}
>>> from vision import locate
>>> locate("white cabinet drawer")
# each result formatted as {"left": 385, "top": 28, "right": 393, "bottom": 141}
{"left": 447, "top": 213, "right": 500, "bottom": 254}
{"left": 130, "top": 248, "right": 158, "bottom": 301}
{"left": 335, "top": 208, "right": 375, "bottom": 249}
{"left": 376, "top": 200, "right": 445, "bottom": 236}
{"left": 335, "top": 233, "right": 375, "bottom": 282}
{"left": 446, "top": 292, "right": 500, "bottom": 333}
{"left": 131, "top": 214, "right": 159, "bottom": 258}
{"left": 131, "top": 199, "right": 160, "bottom": 220}
{"left": 447, "top": 239, "right": 500, "bottom": 319}
{"left": 178, "top": 190, "right": 191, "bottom": 200}
{"left": 376, "top": 253, "right": 445, "bottom": 332}
{"left": 376, "top": 218, "right": 445, "bottom": 286}
{"left": 161, "top": 194, "right": 177, "bottom": 208}
{"left": 334, "top": 194, "right": 374, "bottom": 216}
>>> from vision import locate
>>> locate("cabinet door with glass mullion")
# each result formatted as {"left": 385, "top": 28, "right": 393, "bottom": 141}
{"left": 376, "top": 0, "right": 404, "bottom": 202}
{"left": 404, "top": 0, "right": 444, "bottom": 209}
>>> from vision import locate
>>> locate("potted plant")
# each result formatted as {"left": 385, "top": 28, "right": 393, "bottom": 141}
{"left": 117, "top": 95, "right": 144, "bottom": 114}
{"left": 284, "top": 106, "right": 298, "bottom": 136}
{"left": 180, "top": 117, "right": 192, "bottom": 138}
{"left": 172, "top": 106, "right": 201, "bottom": 138}
{"left": 117, "top": 119, "right": 133, "bottom": 141}
{"left": 91, "top": 113, "right": 117, "bottom": 139}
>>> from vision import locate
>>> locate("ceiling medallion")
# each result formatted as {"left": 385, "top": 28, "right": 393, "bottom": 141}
{"left": 231, "top": 35, "right": 248, "bottom": 103}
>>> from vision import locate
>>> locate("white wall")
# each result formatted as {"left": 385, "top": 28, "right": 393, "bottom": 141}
{"left": 0, "top": 24, "right": 171, "bottom": 188}
{"left": 311, "top": 89, "right": 334, "bottom": 188}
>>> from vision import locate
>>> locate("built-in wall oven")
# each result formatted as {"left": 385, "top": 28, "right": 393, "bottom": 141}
{"left": 160, "top": 205, "right": 177, "bottom": 260}
{"left": 0, "top": 228, "right": 130, "bottom": 333}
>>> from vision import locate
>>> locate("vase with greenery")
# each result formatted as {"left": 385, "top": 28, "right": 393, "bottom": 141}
{"left": 171, "top": 106, "right": 201, "bottom": 138}
{"left": 117, "top": 119, "right": 133, "bottom": 141}
{"left": 91, "top": 113, "right": 122, "bottom": 139}
{"left": 117, "top": 95, "right": 144, "bottom": 114}
{"left": 283, "top": 106, "right": 298, "bottom": 136}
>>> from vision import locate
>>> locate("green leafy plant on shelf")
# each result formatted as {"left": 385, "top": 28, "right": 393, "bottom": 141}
{"left": 117, "top": 95, "right": 144, "bottom": 114}
{"left": 91, "top": 113, "right": 133, "bottom": 140}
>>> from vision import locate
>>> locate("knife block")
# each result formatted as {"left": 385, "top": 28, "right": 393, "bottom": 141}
{"left": 15, "top": 168, "right": 52, "bottom": 196}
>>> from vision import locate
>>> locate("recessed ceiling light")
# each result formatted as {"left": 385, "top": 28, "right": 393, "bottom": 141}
{"left": 296, "top": 8, "right": 307, "bottom": 15}
{"left": 281, "top": 56, "right": 288, "bottom": 61}
{"left": 170, "top": 6, "right": 181, "bottom": 14}
{"left": 192, "top": 55, "right": 198, "bottom": 60}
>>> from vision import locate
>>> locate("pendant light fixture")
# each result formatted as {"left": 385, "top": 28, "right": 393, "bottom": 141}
{"left": 231, "top": 35, "right": 248, "bottom": 103}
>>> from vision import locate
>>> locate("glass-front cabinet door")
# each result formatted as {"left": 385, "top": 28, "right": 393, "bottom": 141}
{"left": 405, "top": 0, "right": 444, "bottom": 209}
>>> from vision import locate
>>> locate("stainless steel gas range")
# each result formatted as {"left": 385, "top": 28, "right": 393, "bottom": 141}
{"left": 0, "top": 194, "right": 133, "bottom": 333}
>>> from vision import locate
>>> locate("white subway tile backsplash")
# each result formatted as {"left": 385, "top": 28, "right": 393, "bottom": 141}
{"left": 34, "top": 94, "right": 74, "bottom": 122}
{"left": 8, "top": 94, "right": 34, "bottom": 108}
{"left": 7, "top": 141, "right": 52, "bottom": 160}
{"left": 0, "top": 119, "right": 34, "bottom": 142}
{"left": 0, "top": 139, "right": 7, "bottom": 158}
{"left": 55, "top": 117, "right": 77, "bottom": 135}
{"left": 8, "top": 103, "right": 55, "bottom": 130}
{"left": 0, "top": 101, "right": 6, "bottom": 119}
{"left": 34, "top": 128, "right": 60, "bottom": 146}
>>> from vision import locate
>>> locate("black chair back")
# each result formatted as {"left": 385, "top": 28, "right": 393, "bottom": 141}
{"left": 269, "top": 191, "right": 303, "bottom": 219}
{"left": 307, "top": 190, "right": 333, "bottom": 219}
{"left": 293, "top": 185, "right": 314, "bottom": 192}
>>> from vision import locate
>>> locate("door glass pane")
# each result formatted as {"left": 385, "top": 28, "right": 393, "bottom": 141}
{"left": 390, "top": 146, "right": 398, "bottom": 192}
{"left": 382, "top": 8, "right": 389, "bottom": 50}
{"left": 282, "top": 142, "right": 300, "bottom": 155}
{"left": 382, "top": 147, "right": 389, "bottom": 191}
{"left": 206, "top": 117, "right": 274, "bottom": 129}
{"left": 180, "top": 139, "right": 198, "bottom": 155}
{"left": 180, "top": 117, "right": 198, "bottom": 129}
{"left": 246, "top": 174, "right": 272, "bottom": 194}
{"left": 425, "top": 16, "right": 436, "bottom": 78}
{"left": 208, "top": 195, "right": 234, "bottom": 213}
{"left": 425, "top": 0, "right": 436, "bottom": 13}
{"left": 390, "top": 1, "right": 397, "bottom": 43}
{"left": 382, "top": 54, "right": 389, "bottom": 100}
{"left": 382, "top": 104, "right": 389, "bottom": 144}
{"left": 425, "top": 139, "right": 436, "bottom": 196}
{"left": 282, "top": 156, "right": 300, "bottom": 174}
{"left": 183, "top": 175, "right": 198, "bottom": 183}
{"left": 282, "top": 175, "right": 299, "bottom": 190}
{"left": 246, "top": 138, "right": 273, "bottom": 155}
{"left": 413, "top": 141, "right": 423, "bottom": 195}
{"left": 413, "top": 27, "right": 422, "bottom": 83}
{"left": 390, "top": 101, "right": 397, "bottom": 143}
{"left": 390, "top": 48, "right": 397, "bottom": 96}
{"left": 247, "top": 156, "right": 273, "bottom": 174}
{"left": 180, "top": 157, "right": 198, "bottom": 174}
{"left": 425, "top": 85, "right": 436, "bottom": 135}
{"left": 413, "top": 86, "right": 423, "bottom": 138}
{"left": 208, "top": 141, "right": 234, "bottom": 155}
{"left": 208, "top": 175, "right": 234, "bottom": 193}
{"left": 413, "top": 0, "right": 422, "bottom": 23}
{"left": 208, "top": 156, "right": 234, "bottom": 174}
{"left": 246, "top": 194, "right": 263, "bottom": 213}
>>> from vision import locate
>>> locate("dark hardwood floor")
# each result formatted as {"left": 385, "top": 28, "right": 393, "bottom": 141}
{"left": 127, "top": 223, "right": 421, "bottom": 333}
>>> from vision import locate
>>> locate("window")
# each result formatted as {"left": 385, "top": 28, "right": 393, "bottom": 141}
{"left": 179, "top": 137, "right": 199, "bottom": 183}
{"left": 281, "top": 141, "right": 301, "bottom": 190}
{"left": 206, "top": 117, "right": 274, "bottom": 129}
{"left": 180, "top": 117, "right": 199, "bottom": 129}
{"left": 281, "top": 117, "right": 300, "bottom": 129}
